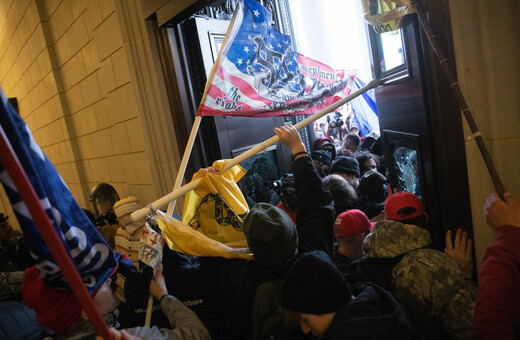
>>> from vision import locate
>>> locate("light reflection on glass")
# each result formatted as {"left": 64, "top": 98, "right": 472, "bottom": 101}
{"left": 378, "top": 29, "right": 405, "bottom": 72}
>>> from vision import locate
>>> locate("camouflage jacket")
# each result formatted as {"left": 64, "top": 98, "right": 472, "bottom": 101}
{"left": 362, "top": 220, "right": 477, "bottom": 339}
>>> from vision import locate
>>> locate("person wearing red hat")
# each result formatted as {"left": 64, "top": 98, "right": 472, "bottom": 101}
{"left": 23, "top": 264, "right": 211, "bottom": 339}
{"left": 384, "top": 191, "right": 427, "bottom": 227}
{"left": 331, "top": 210, "right": 374, "bottom": 273}
{"left": 346, "top": 191, "right": 477, "bottom": 339}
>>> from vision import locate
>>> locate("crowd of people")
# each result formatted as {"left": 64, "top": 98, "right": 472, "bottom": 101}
{"left": 0, "top": 124, "right": 519, "bottom": 339}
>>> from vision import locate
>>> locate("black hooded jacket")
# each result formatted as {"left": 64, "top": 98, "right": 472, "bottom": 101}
{"left": 199, "top": 155, "right": 335, "bottom": 340}
{"left": 324, "top": 282, "right": 415, "bottom": 340}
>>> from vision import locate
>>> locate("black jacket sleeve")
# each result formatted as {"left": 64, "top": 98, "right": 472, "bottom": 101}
{"left": 293, "top": 155, "right": 335, "bottom": 256}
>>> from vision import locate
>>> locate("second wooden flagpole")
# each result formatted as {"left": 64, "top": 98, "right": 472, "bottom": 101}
{"left": 412, "top": 1, "right": 505, "bottom": 197}
{"left": 131, "top": 79, "right": 380, "bottom": 222}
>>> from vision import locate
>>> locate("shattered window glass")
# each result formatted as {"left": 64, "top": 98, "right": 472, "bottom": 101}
{"left": 393, "top": 146, "right": 421, "bottom": 198}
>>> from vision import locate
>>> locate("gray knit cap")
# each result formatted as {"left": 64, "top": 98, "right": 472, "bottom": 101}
{"left": 242, "top": 203, "right": 297, "bottom": 265}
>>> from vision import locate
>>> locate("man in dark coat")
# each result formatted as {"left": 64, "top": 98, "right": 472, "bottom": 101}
{"left": 200, "top": 124, "right": 335, "bottom": 340}
{"left": 281, "top": 250, "right": 413, "bottom": 339}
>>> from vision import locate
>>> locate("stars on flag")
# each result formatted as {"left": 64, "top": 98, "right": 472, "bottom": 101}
{"left": 237, "top": 58, "right": 243, "bottom": 65}
{"left": 244, "top": 46, "right": 250, "bottom": 53}
{"left": 253, "top": 9, "right": 260, "bottom": 17}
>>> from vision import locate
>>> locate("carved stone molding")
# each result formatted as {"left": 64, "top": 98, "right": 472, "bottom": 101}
{"left": 116, "top": 0, "right": 181, "bottom": 199}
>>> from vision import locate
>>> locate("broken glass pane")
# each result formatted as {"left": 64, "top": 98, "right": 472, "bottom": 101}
{"left": 393, "top": 146, "right": 421, "bottom": 198}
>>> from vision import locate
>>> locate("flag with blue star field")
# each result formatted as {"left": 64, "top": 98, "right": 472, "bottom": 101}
{"left": 197, "top": 0, "right": 357, "bottom": 117}
{"left": 0, "top": 86, "right": 120, "bottom": 295}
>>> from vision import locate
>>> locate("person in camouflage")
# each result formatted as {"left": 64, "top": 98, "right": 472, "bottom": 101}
{"left": 362, "top": 220, "right": 476, "bottom": 339}
{"left": 346, "top": 192, "right": 476, "bottom": 339}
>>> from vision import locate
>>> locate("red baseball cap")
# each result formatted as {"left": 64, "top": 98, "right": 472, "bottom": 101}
{"left": 385, "top": 192, "right": 425, "bottom": 220}
{"left": 334, "top": 209, "right": 374, "bottom": 238}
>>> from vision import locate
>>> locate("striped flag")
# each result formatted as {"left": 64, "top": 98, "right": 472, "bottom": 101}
{"left": 350, "top": 76, "right": 380, "bottom": 136}
{"left": 0, "top": 88, "right": 119, "bottom": 295}
{"left": 197, "top": 0, "right": 356, "bottom": 117}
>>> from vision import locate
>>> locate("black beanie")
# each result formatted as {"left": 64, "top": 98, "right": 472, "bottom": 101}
{"left": 242, "top": 203, "right": 297, "bottom": 265}
{"left": 281, "top": 250, "right": 351, "bottom": 314}
{"left": 359, "top": 169, "right": 386, "bottom": 196}
{"left": 330, "top": 156, "right": 360, "bottom": 178}
{"left": 311, "top": 150, "right": 332, "bottom": 166}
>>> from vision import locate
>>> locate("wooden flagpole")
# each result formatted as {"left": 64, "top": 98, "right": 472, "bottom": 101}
{"left": 0, "top": 125, "right": 112, "bottom": 340}
{"left": 165, "top": 2, "right": 241, "bottom": 217}
{"left": 165, "top": 117, "right": 201, "bottom": 216}
{"left": 130, "top": 79, "right": 380, "bottom": 222}
{"left": 412, "top": 1, "right": 505, "bottom": 197}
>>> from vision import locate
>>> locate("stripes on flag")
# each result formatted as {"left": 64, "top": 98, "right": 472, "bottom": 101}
{"left": 197, "top": 0, "right": 357, "bottom": 117}
{"left": 350, "top": 76, "right": 380, "bottom": 136}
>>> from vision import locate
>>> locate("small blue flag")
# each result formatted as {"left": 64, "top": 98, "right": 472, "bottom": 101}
{"left": 350, "top": 76, "right": 380, "bottom": 136}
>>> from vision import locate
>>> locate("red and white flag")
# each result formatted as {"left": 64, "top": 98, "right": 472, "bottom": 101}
{"left": 197, "top": 0, "right": 356, "bottom": 118}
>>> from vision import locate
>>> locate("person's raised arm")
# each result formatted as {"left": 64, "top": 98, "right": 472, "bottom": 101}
{"left": 275, "top": 124, "right": 334, "bottom": 255}
{"left": 274, "top": 125, "right": 306, "bottom": 158}
{"left": 474, "top": 192, "right": 520, "bottom": 339}
{"left": 484, "top": 192, "right": 520, "bottom": 230}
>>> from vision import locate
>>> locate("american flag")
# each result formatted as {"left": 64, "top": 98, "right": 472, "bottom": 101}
{"left": 0, "top": 87, "right": 119, "bottom": 295}
{"left": 197, "top": 0, "right": 356, "bottom": 117}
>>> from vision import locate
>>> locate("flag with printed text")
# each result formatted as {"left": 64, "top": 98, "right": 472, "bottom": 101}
{"left": 197, "top": 0, "right": 356, "bottom": 117}
{"left": 0, "top": 87, "right": 119, "bottom": 295}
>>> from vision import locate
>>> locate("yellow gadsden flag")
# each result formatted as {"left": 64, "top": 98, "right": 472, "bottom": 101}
{"left": 155, "top": 159, "right": 253, "bottom": 259}
{"left": 361, "top": 0, "right": 414, "bottom": 33}
{"left": 183, "top": 159, "right": 249, "bottom": 245}
{"left": 155, "top": 210, "right": 252, "bottom": 260}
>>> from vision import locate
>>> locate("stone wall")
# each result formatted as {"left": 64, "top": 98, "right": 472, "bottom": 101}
{"left": 0, "top": 0, "right": 177, "bottom": 224}
{"left": 449, "top": 0, "right": 520, "bottom": 267}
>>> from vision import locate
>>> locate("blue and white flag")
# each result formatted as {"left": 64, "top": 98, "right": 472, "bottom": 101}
{"left": 350, "top": 76, "right": 380, "bottom": 136}
{"left": 0, "top": 88, "right": 118, "bottom": 294}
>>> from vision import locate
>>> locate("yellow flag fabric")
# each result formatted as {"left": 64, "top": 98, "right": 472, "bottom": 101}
{"left": 182, "top": 159, "right": 249, "bottom": 247}
{"left": 361, "top": 0, "right": 414, "bottom": 33}
{"left": 156, "top": 210, "right": 253, "bottom": 260}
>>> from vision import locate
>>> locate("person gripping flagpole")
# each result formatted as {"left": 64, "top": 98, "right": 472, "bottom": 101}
{"left": 131, "top": 78, "right": 379, "bottom": 223}
{"left": 168, "top": 0, "right": 359, "bottom": 216}
{"left": 0, "top": 87, "right": 117, "bottom": 338}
